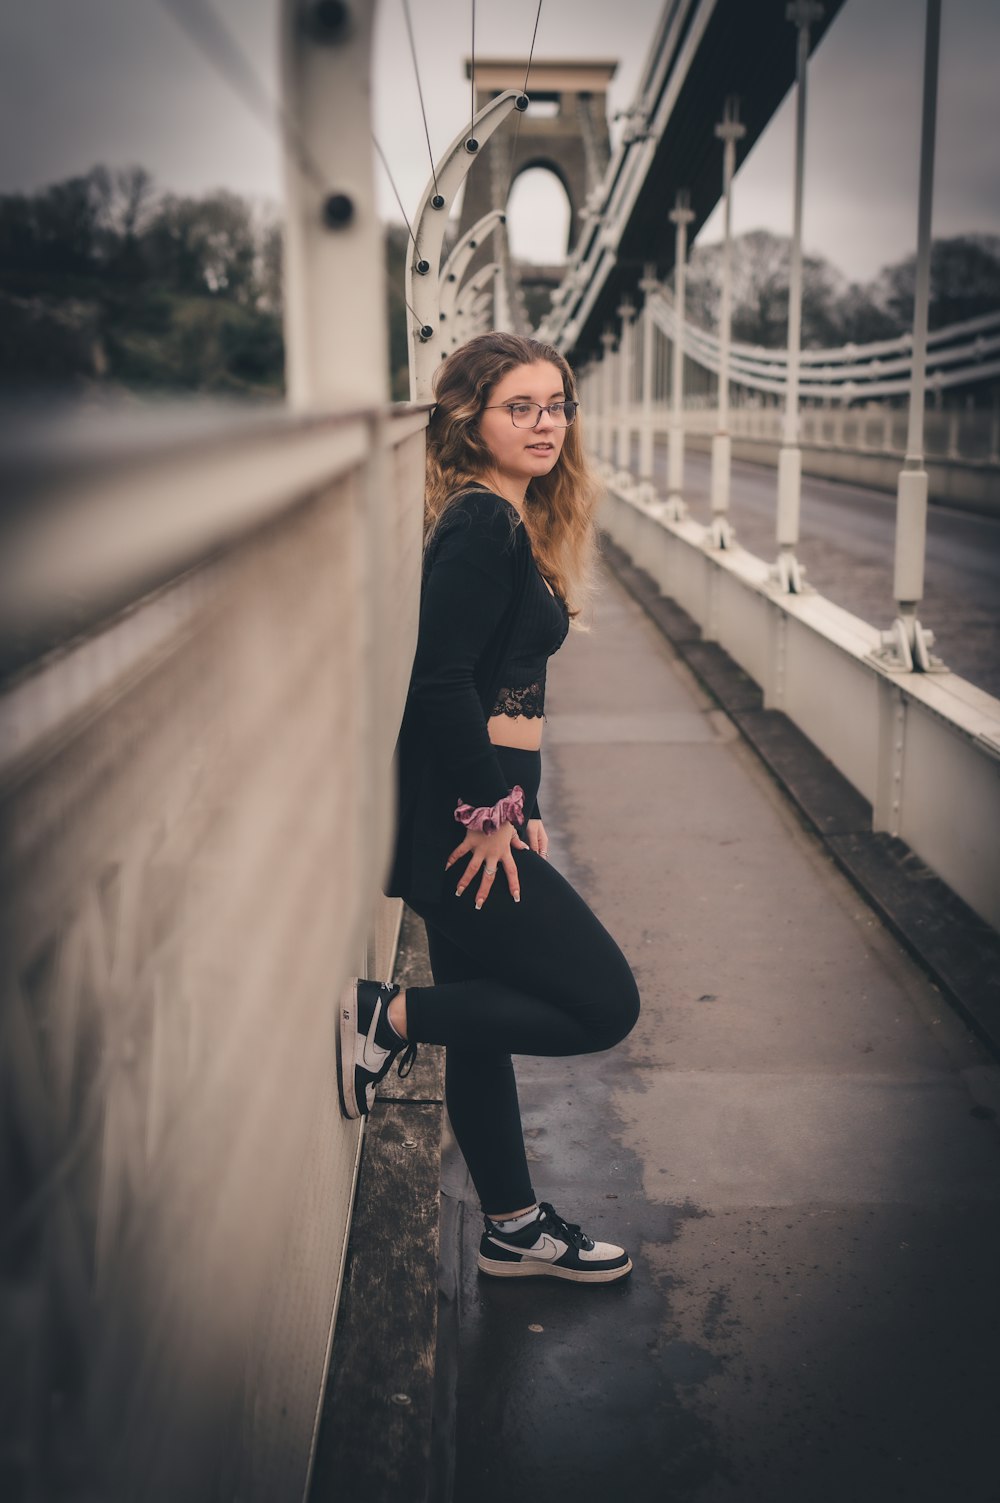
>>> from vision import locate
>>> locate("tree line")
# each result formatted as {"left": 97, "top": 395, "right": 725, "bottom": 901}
{"left": 684, "top": 228, "right": 1000, "bottom": 361}
{"left": 2, "top": 164, "right": 997, "bottom": 402}
{"left": 0, "top": 165, "right": 285, "bottom": 394}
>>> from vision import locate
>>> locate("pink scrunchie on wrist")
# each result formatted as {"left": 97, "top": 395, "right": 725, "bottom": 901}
{"left": 454, "top": 784, "right": 525, "bottom": 833}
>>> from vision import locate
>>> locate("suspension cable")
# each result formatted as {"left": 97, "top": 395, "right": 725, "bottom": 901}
{"left": 470, "top": 0, "right": 477, "bottom": 140}
{"left": 506, "top": 0, "right": 545, "bottom": 201}
{"left": 153, "top": 0, "right": 329, "bottom": 196}
{"left": 372, "top": 136, "right": 428, "bottom": 328}
{"left": 522, "top": 0, "right": 545, "bottom": 95}
{"left": 372, "top": 134, "right": 416, "bottom": 247}
{"left": 400, "top": 0, "right": 441, "bottom": 201}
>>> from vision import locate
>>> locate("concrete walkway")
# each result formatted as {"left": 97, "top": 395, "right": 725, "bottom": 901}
{"left": 433, "top": 552, "right": 1000, "bottom": 1503}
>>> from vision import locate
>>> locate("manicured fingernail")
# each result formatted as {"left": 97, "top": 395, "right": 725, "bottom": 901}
{"left": 513, "top": 894, "right": 520, "bottom": 903}
{"left": 475, "top": 900, "right": 483, "bottom": 911}
{"left": 455, "top": 887, "right": 462, "bottom": 897}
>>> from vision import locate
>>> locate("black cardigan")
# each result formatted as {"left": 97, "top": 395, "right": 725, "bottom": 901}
{"left": 384, "top": 488, "right": 543, "bottom": 903}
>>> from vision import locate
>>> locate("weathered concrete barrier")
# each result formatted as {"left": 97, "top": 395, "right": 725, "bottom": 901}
{"left": 0, "top": 404, "right": 426, "bottom": 1500}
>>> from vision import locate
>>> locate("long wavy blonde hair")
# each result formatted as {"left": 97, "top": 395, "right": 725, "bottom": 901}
{"left": 424, "top": 331, "right": 600, "bottom": 627}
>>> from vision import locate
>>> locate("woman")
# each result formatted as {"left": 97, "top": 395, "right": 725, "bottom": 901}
{"left": 337, "top": 332, "right": 640, "bottom": 1284}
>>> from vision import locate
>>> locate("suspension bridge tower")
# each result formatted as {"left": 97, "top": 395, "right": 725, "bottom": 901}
{"left": 457, "top": 58, "right": 616, "bottom": 329}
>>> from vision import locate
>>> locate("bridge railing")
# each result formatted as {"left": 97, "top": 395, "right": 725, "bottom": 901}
{"left": 636, "top": 399, "right": 1000, "bottom": 512}
{"left": 578, "top": 295, "right": 1000, "bottom": 931}
{"left": 581, "top": 449, "right": 1000, "bottom": 933}
{"left": 674, "top": 399, "right": 1000, "bottom": 466}
{"left": 0, "top": 396, "right": 427, "bottom": 1499}
{"left": 0, "top": 6, "right": 435, "bottom": 1491}
{"left": 584, "top": 327, "right": 1000, "bottom": 512}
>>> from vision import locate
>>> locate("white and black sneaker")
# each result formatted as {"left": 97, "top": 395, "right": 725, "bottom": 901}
{"left": 478, "top": 1201, "right": 632, "bottom": 1283}
{"left": 337, "top": 977, "right": 417, "bottom": 1120}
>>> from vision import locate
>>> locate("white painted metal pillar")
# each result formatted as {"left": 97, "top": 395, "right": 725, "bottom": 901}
{"left": 584, "top": 356, "right": 598, "bottom": 460}
{"left": 601, "top": 327, "right": 616, "bottom": 464}
{"left": 617, "top": 299, "right": 635, "bottom": 476}
{"left": 578, "top": 363, "right": 590, "bottom": 442}
{"left": 489, "top": 125, "right": 514, "bottom": 334}
{"left": 875, "top": 0, "right": 945, "bottom": 674}
{"left": 279, "top": 0, "right": 391, "bottom": 912}
{"left": 493, "top": 220, "right": 513, "bottom": 333}
{"left": 772, "top": 1, "right": 823, "bottom": 594}
{"left": 582, "top": 363, "right": 598, "bottom": 456}
{"left": 708, "top": 96, "right": 745, "bottom": 550}
{"left": 280, "top": 0, "right": 385, "bottom": 410}
{"left": 638, "top": 263, "right": 658, "bottom": 490}
{"left": 666, "top": 190, "right": 694, "bottom": 521}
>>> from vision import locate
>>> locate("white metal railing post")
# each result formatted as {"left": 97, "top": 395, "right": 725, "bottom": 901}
{"left": 708, "top": 95, "right": 745, "bottom": 550}
{"left": 279, "top": 0, "right": 390, "bottom": 876}
{"left": 493, "top": 216, "right": 513, "bottom": 334}
{"left": 617, "top": 298, "right": 636, "bottom": 477}
{"left": 280, "top": 0, "right": 385, "bottom": 409}
{"left": 601, "top": 327, "right": 616, "bottom": 464}
{"left": 772, "top": 1, "right": 823, "bottom": 595}
{"left": 592, "top": 339, "right": 603, "bottom": 460}
{"left": 586, "top": 358, "right": 599, "bottom": 460}
{"left": 947, "top": 410, "right": 959, "bottom": 460}
{"left": 578, "top": 363, "right": 590, "bottom": 444}
{"left": 874, "top": 0, "right": 945, "bottom": 674}
{"left": 666, "top": 190, "right": 694, "bottom": 521}
{"left": 489, "top": 127, "right": 514, "bottom": 334}
{"left": 638, "top": 263, "right": 658, "bottom": 489}
{"left": 582, "top": 363, "right": 598, "bottom": 459}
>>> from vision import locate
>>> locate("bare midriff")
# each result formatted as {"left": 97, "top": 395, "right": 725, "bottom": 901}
{"left": 487, "top": 713, "right": 544, "bottom": 751}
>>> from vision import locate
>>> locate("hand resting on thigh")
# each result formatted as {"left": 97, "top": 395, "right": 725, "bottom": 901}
{"left": 445, "top": 822, "right": 528, "bottom": 910}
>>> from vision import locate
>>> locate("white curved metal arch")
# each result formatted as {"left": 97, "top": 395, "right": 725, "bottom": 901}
{"left": 406, "top": 91, "right": 525, "bottom": 400}
{"left": 439, "top": 210, "right": 507, "bottom": 331}
{"left": 449, "top": 262, "right": 501, "bottom": 349}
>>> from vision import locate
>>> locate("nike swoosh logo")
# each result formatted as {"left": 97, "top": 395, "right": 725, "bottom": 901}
{"left": 529, "top": 1233, "right": 566, "bottom": 1262}
{"left": 360, "top": 1000, "right": 390, "bottom": 1073}
{"left": 488, "top": 1232, "right": 567, "bottom": 1262}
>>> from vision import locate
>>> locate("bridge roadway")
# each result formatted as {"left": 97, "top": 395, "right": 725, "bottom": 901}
{"left": 650, "top": 442, "right": 1000, "bottom": 701}
{"left": 423, "top": 557, "right": 999, "bottom": 1502}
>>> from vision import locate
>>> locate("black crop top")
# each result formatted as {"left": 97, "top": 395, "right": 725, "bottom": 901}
{"left": 489, "top": 551, "right": 570, "bottom": 720}
{"left": 400, "top": 489, "right": 570, "bottom": 842}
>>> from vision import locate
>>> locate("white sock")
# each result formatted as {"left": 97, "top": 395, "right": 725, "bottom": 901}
{"left": 490, "top": 1205, "right": 540, "bottom": 1233}
{"left": 380, "top": 984, "right": 406, "bottom": 1043}
{"left": 385, "top": 1011, "right": 406, "bottom": 1043}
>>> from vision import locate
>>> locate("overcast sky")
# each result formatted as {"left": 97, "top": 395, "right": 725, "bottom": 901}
{"left": 2, "top": 0, "right": 998, "bottom": 284}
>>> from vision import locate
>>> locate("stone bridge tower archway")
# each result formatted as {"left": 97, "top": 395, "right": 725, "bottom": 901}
{"left": 457, "top": 58, "right": 616, "bottom": 296}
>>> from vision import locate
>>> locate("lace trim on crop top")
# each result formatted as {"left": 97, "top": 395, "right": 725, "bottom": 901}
{"left": 491, "top": 681, "right": 545, "bottom": 719}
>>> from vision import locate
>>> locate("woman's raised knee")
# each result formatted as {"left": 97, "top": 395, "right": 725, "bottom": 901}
{"left": 583, "top": 959, "right": 640, "bottom": 1051}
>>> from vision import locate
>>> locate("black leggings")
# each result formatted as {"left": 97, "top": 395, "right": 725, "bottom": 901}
{"left": 404, "top": 746, "right": 640, "bottom": 1214}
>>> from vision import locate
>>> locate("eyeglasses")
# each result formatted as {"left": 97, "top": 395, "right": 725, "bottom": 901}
{"left": 483, "top": 400, "right": 579, "bottom": 429}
